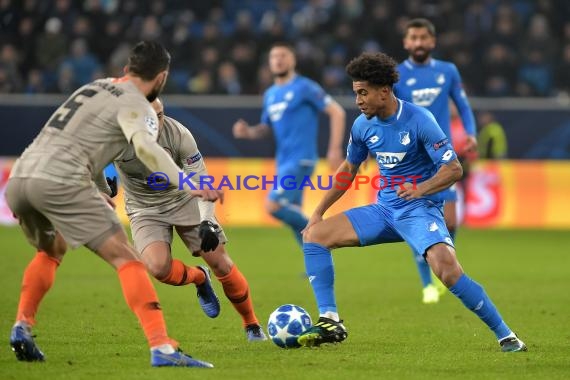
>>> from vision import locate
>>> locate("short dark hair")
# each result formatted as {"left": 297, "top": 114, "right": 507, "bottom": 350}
{"left": 345, "top": 52, "right": 399, "bottom": 87}
{"left": 269, "top": 41, "right": 295, "bottom": 54}
{"left": 405, "top": 18, "right": 436, "bottom": 36}
{"left": 127, "top": 41, "right": 171, "bottom": 81}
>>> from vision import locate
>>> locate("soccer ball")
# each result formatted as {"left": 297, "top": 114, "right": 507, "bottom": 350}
{"left": 267, "top": 304, "right": 312, "bottom": 348}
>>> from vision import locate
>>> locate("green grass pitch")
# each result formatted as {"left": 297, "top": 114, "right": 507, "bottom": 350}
{"left": 0, "top": 226, "right": 569, "bottom": 379}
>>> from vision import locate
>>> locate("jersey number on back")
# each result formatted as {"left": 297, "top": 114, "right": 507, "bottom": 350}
{"left": 47, "top": 88, "right": 99, "bottom": 130}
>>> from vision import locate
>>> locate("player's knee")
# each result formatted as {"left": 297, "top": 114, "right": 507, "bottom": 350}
{"left": 427, "top": 244, "right": 463, "bottom": 287}
{"left": 302, "top": 224, "right": 329, "bottom": 247}
{"left": 142, "top": 255, "right": 170, "bottom": 280}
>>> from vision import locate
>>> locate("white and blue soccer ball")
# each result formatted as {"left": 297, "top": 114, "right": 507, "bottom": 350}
{"left": 267, "top": 304, "right": 312, "bottom": 348}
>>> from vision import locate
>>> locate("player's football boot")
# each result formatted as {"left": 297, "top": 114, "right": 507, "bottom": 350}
{"left": 10, "top": 324, "right": 45, "bottom": 361}
{"left": 422, "top": 284, "right": 440, "bottom": 304}
{"left": 499, "top": 335, "right": 527, "bottom": 352}
{"left": 196, "top": 266, "right": 220, "bottom": 318}
{"left": 151, "top": 347, "right": 214, "bottom": 368}
{"left": 245, "top": 324, "right": 268, "bottom": 342}
{"left": 297, "top": 317, "right": 348, "bottom": 347}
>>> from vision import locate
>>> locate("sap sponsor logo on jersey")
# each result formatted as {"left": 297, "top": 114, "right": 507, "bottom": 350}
{"left": 433, "top": 138, "right": 449, "bottom": 150}
{"left": 376, "top": 152, "right": 406, "bottom": 169}
{"left": 411, "top": 87, "right": 442, "bottom": 107}
{"left": 268, "top": 101, "right": 288, "bottom": 122}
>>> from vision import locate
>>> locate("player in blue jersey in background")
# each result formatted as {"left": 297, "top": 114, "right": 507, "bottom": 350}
{"left": 233, "top": 42, "right": 346, "bottom": 248}
{"left": 394, "top": 18, "right": 478, "bottom": 304}
{"left": 297, "top": 52, "right": 526, "bottom": 353}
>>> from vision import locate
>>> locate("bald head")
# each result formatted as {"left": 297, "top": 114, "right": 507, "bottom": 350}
{"left": 151, "top": 98, "right": 164, "bottom": 129}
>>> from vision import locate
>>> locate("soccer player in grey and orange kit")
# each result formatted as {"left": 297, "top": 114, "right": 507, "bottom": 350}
{"left": 112, "top": 97, "right": 267, "bottom": 341}
{"left": 6, "top": 41, "right": 221, "bottom": 367}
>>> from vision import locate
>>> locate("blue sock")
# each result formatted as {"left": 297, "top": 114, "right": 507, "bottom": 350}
{"left": 450, "top": 274, "right": 512, "bottom": 340}
{"left": 414, "top": 252, "right": 432, "bottom": 287}
{"left": 303, "top": 243, "right": 336, "bottom": 314}
{"left": 271, "top": 205, "right": 308, "bottom": 246}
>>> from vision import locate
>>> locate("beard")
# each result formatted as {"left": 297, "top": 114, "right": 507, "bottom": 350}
{"left": 146, "top": 77, "right": 165, "bottom": 102}
{"left": 411, "top": 48, "right": 430, "bottom": 63}
{"left": 272, "top": 69, "right": 290, "bottom": 78}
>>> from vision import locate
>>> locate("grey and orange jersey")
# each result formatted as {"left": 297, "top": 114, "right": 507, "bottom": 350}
{"left": 9, "top": 78, "right": 158, "bottom": 185}
{"left": 115, "top": 115, "right": 212, "bottom": 221}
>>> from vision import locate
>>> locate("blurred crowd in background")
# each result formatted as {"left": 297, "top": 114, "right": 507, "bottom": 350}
{"left": 0, "top": 0, "right": 569, "bottom": 97}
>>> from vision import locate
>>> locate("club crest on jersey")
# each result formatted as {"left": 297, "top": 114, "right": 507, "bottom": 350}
{"left": 406, "top": 77, "right": 416, "bottom": 86}
{"left": 284, "top": 91, "right": 294, "bottom": 101}
{"left": 399, "top": 131, "right": 410, "bottom": 146}
{"left": 436, "top": 73, "right": 445, "bottom": 84}
{"left": 376, "top": 152, "right": 406, "bottom": 169}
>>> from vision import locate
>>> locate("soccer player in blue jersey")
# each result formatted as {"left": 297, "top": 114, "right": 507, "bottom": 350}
{"left": 394, "top": 18, "right": 478, "bottom": 304}
{"left": 233, "top": 42, "right": 346, "bottom": 247}
{"left": 297, "top": 52, "right": 526, "bottom": 353}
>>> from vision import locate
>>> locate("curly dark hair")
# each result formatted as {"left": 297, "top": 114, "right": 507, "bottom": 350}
{"left": 345, "top": 52, "right": 399, "bottom": 87}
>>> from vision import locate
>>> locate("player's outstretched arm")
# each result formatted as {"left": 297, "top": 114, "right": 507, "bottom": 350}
{"left": 232, "top": 119, "right": 270, "bottom": 139}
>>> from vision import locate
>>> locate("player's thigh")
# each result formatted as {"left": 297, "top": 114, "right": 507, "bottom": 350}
{"left": 304, "top": 212, "right": 360, "bottom": 248}
{"left": 443, "top": 200, "right": 457, "bottom": 229}
{"left": 343, "top": 203, "right": 403, "bottom": 247}
{"left": 5, "top": 178, "right": 58, "bottom": 252}
{"left": 440, "top": 186, "right": 458, "bottom": 226}
{"left": 268, "top": 163, "right": 315, "bottom": 207}
{"left": 130, "top": 216, "right": 174, "bottom": 255}
{"left": 394, "top": 200, "right": 453, "bottom": 257}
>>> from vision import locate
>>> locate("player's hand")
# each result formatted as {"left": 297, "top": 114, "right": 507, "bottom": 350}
{"left": 232, "top": 119, "right": 250, "bottom": 139}
{"left": 101, "top": 193, "right": 116, "bottom": 209}
{"left": 189, "top": 188, "right": 225, "bottom": 204}
{"left": 301, "top": 213, "right": 323, "bottom": 236}
{"left": 464, "top": 135, "right": 478, "bottom": 154}
{"left": 326, "top": 148, "right": 344, "bottom": 172}
{"left": 198, "top": 220, "right": 220, "bottom": 252}
{"left": 396, "top": 182, "right": 425, "bottom": 201}
{"left": 106, "top": 176, "right": 118, "bottom": 197}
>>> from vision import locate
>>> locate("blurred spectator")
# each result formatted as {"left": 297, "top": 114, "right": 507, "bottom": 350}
{"left": 477, "top": 112, "right": 508, "bottom": 159}
{"left": 517, "top": 49, "right": 552, "bottom": 96}
{"left": 58, "top": 38, "right": 101, "bottom": 89}
{"left": 0, "top": 43, "right": 23, "bottom": 92}
{"left": 0, "top": 0, "right": 568, "bottom": 96}
{"left": 555, "top": 43, "right": 570, "bottom": 97}
{"left": 215, "top": 61, "right": 241, "bottom": 95}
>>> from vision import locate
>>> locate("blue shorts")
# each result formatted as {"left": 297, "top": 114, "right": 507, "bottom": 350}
{"left": 344, "top": 199, "right": 454, "bottom": 256}
{"left": 439, "top": 184, "right": 458, "bottom": 202}
{"left": 268, "top": 163, "right": 315, "bottom": 206}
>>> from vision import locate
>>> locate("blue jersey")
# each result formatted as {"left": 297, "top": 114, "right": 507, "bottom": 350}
{"left": 346, "top": 99, "right": 457, "bottom": 206}
{"left": 394, "top": 59, "right": 476, "bottom": 140}
{"left": 261, "top": 75, "right": 331, "bottom": 167}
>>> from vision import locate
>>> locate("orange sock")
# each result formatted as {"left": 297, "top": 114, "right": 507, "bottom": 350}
{"left": 16, "top": 251, "right": 60, "bottom": 326}
{"left": 156, "top": 259, "right": 205, "bottom": 286}
{"left": 216, "top": 265, "right": 258, "bottom": 326}
{"left": 117, "top": 261, "right": 174, "bottom": 348}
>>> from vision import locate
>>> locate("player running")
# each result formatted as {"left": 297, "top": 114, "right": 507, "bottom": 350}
{"left": 110, "top": 97, "right": 266, "bottom": 341}
{"left": 233, "top": 42, "right": 346, "bottom": 249}
{"left": 6, "top": 41, "right": 221, "bottom": 367}
{"left": 297, "top": 52, "right": 526, "bottom": 353}
{"left": 394, "top": 18, "right": 478, "bottom": 304}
